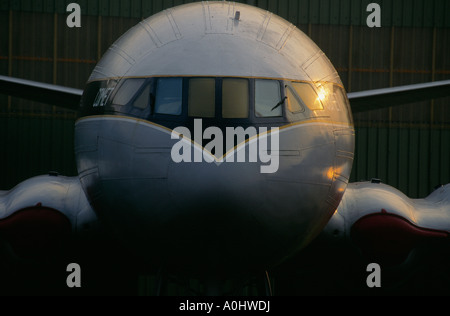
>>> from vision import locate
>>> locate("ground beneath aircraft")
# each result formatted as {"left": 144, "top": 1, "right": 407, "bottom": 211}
{"left": 1, "top": 231, "right": 450, "bottom": 296}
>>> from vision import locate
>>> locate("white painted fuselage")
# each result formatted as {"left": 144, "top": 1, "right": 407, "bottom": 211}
{"left": 75, "top": 2, "right": 354, "bottom": 273}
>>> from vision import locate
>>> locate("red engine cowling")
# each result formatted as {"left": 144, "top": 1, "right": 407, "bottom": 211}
{"left": 0, "top": 205, "right": 71, "bottom": 260}
{"left": 351, "top": 210, "right": 449, "bottom": 266}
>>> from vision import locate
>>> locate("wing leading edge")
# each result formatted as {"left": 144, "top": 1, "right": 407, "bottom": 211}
{"left": 0, "top": 75, "right": 83, "bottom": 111}
{"left": 348, "top": 80, "right": 450, "bottom": 113}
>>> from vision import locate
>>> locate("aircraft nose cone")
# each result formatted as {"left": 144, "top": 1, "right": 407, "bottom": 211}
{"left": 163, "top": 163, "right": 272, "bottom": 272}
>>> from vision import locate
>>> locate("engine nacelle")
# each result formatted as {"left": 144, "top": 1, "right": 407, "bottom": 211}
{"left": 0, "top": 175, "right": 97, "bottom": 261}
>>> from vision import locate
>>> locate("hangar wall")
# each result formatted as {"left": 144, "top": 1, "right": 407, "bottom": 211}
{"left": 0, "top": 0, "right": 449, "bottom": 198}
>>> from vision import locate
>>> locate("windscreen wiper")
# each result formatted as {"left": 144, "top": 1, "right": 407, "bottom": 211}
{"left": 271, "top": 96, "right": 287, "bottom": 111}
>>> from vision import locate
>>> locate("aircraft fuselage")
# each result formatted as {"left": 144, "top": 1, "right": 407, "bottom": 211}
{"left": 75, "top": 2, "right": 355, "bottom": 273}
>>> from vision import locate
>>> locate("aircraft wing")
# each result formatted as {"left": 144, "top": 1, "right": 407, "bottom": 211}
{"left": 0, "top": 75, "right": 82, "bottom": 111}
{"left": 348, "top": 80, "right": 450, "bottom": 113}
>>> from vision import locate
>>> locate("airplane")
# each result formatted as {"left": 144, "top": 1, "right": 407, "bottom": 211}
{"left": 0, "top": 1, "right": 450, "bottom": 295}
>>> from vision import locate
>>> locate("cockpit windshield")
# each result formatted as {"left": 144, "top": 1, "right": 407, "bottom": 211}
{"left": 154, "top": 78, "right": 182, "bottom": 115}
{"left": 188, "top": 78, "right": 216, "bottom": 118}
{"left": 222, "top": 78, "right": 249, "bottom": 119}
{"left": 80, "top": 76, "right": 351, "bottom": 127}
{"left": 255, "top": 79, "right": 283, "bottom": 118}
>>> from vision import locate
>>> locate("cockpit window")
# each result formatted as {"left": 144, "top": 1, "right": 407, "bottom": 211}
{"left": 292, "top": 82, "right": 324, "bottom": 111}
{"left": 155, "top": 78, "right": 183, "bottom": 115}
{"left": 81, "top": 77, "right": 301, "bottom": 123}
{"left": 112, "top": 78, "right": 145, "bottom": 106}
{"left": 188, "top": 78, "right": 215, "bottom": 118}
{"left": 133, "top": 84, "right": 151, "bottom": 109}
{"left": 255, "top": 79, "right": 282, "bottom": 117}
{"left": 326, "top": 83, "right": 347, "bottom": 111}
{"left": 286, "top": 85, "right": 304, "bottom": 113}
{"left": 222, "top": 78, "right": 249, "bottom": 119}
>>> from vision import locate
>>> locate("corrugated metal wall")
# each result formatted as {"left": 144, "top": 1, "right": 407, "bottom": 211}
{"left": 1, "top": 0, "right": 450, "bottom": 27}
{"left": 0, "top": 0, "right": 449, "bottom": 197}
